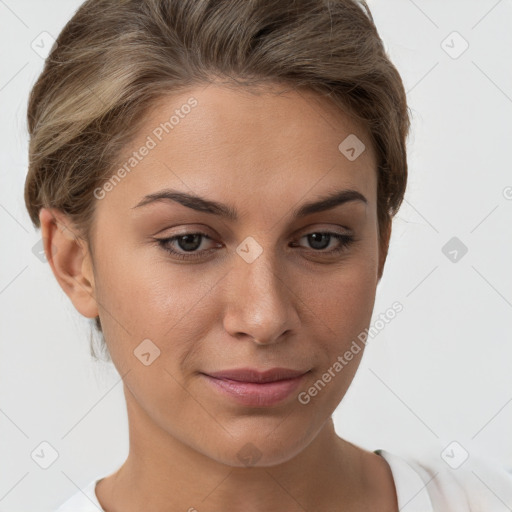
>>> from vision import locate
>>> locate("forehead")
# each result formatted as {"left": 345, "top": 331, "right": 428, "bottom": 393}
{"left": 99, "top": 82, "right": 377, "bottom": 215}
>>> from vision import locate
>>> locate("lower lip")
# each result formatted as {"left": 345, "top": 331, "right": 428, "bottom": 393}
{"left": 201, "top": 373, "right": 307, "bottom": 407}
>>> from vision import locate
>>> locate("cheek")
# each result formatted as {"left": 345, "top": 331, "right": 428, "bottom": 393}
{"left": 92, "top": 238, "right": 222, "bottom": 369}
{"left": 295, "top": 262, "right": 378, "bottom": 408}
{"left": 303, "top": 266, "right": 377, "bottom": 398}
{"left": 304, "top": 245, "right": 379, "bottom": 341}
{"left": 95, "top": 236, "right": 206, "bottom": 324}
{"left": 322, "top": 264, "right": 377, "bottom": 330}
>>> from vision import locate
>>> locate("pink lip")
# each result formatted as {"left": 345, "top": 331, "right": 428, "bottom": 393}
{"left": 202, "top": 367, "right": 310, "bottom": 407}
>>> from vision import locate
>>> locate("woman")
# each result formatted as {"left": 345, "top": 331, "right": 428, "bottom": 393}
{"left": 24, "top": 0, "right": 512, "bottom": 510}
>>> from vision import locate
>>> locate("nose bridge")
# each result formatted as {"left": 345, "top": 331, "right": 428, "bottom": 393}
{"left": 222, "top": 241, "right": 298, "bottom": 344}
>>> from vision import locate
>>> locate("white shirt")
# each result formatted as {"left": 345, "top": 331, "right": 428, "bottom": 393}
{"left": 55, "top": 449, "right": 512, "bottom": 511}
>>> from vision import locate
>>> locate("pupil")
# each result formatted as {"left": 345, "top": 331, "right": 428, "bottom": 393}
{"left": 309, "top": 233, "right": 329, "bottom": 250}
{"left": 178, "top": 234, "right": 201, "bottom": 251}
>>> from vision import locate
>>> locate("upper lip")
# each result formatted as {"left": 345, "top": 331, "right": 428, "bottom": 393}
{"left": 204, "top": 367, "right": 309, "bottom": 383}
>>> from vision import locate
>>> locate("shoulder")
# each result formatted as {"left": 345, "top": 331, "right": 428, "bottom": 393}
{"left": 54, "top": 477, "right": 104, "bottom": 512}
{"left": 376, "top": 448, "right": 512, "bottom": 511}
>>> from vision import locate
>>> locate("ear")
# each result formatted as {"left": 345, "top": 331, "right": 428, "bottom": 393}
{"left": 39, "top": 208, "right": 98, "bottom": 319}
{"left": 377, "top": 220, "right": 392, "bottom": 283}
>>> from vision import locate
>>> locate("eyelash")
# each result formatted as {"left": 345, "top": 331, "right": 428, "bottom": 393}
{"left": 155, "top": 231, "right": 355, "bottom": 261}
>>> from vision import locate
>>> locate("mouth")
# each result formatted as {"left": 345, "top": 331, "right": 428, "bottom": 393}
{"left": 204, "top": 367, "right": 310, "bottom": 383}
{"left": 200, "top": 367, "right": 311, "bottom": 407}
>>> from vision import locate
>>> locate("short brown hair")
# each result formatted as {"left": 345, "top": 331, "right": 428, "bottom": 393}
{"left": 24, "top": 0, "right": 411, "bottom": 358}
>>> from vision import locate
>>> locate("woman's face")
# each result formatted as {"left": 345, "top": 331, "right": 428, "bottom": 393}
{"left": 80, "top": 82, "right": 386, "bottom": 466}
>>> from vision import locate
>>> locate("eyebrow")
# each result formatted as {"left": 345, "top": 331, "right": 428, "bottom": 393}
{"left": 131, "top": 188, "right": 367, "bottom": 220}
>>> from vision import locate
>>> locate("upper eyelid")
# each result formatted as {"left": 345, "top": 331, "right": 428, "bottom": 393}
{"left": 159, "top": 227, "right": 351, "bottom": 240}
{"left": 158, "top": 222, "right": 353, "bottom": 238}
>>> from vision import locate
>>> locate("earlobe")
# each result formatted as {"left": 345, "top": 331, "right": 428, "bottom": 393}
{"left": 39, "top": 208, "right": 99, "bottom": 319}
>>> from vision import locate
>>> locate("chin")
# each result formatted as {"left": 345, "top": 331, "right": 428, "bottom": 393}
{"left": 199, "top": 423, "right": 314, "bottom": 469}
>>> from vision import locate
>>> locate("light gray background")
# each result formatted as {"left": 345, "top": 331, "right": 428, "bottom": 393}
{"left": 1, "top": 1, "right": 511, "bottom": 510}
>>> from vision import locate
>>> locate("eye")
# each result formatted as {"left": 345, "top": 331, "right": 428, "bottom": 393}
{"left": 291, "top": 232, "right": 355, "bottom": 255}
{"left": 156, "top": 232, "right": 219, "bottom": 261}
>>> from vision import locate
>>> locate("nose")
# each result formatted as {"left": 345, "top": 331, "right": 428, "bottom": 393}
{"left": 222, "top": 248, "right": 300, "bottom": 345}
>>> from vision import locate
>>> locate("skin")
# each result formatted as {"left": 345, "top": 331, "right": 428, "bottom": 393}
{"left": 40, "top": 82, "right": 398, "bottom": 511}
